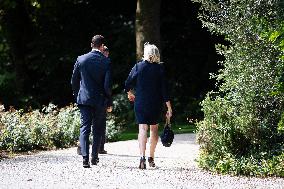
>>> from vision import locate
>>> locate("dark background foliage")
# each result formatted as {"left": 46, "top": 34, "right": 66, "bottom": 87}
{"left": 0, "top": 0, "right": 223, "bottom": 123}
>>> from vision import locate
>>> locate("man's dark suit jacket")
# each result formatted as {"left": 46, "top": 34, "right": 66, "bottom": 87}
{"left": 71, "top": 50, "right": 112, "bottom": 107}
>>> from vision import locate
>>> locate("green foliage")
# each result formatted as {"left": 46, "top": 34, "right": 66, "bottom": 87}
{"left": 193, "top": 0, "right": 284, "bottom": 177}
{"left": 0, "top": 109, "right": 33, "bottom": 151}
{"left": 105, "top": 92, "right": 133, "bottom": 142}
{"left": 45, "top": 104, "right": 81, "bottom": 148}
{"left": 106, "top": 115, "right": 121, "bottom": 142}
{"left": 0, "top": 103, "right": 124, "bottom": 152}
{"left": 198, "top": 150, "right": 284, "bottom": 177}
{"left": 0, "top": 104, "right": 80, "bottom": 151}
{"left": 112, "top": 93, "right": 134, "bottom": 127}
{"left": 278, "top": 112, "right": 284, "bottom": 132}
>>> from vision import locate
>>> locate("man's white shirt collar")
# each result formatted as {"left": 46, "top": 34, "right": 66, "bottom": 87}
{"left": 92, "top": 48, "right": 101, "bottom": 53}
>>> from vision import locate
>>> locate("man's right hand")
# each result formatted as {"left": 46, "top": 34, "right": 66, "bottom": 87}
{"left": 107, "top": 106, "right": 113, "bottom": 113}
{"left": 127, "top": 91, "right": 135, "bottom": 102}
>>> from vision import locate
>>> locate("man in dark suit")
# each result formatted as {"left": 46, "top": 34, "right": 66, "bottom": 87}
{"left": 71, "top": 35, "right": 112, "bottom": 168}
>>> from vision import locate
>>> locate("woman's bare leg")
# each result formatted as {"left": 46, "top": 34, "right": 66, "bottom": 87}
{"left": 149, "top": 124, "right": 159, "bottom": 158}
{"left": 138, "top": 124, "right": 148, "bottom": 157}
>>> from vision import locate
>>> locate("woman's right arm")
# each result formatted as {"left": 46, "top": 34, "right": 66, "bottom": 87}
{"left": 125, "top": 64, "right": 138, "bottom": 101}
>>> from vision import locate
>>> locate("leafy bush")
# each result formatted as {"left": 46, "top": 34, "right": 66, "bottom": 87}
{"left": 111, "top": 92, "right": 134, "bottom": 128}
{"left": 193, "top": 0, "right": 284, "bottom": 177}
{"left": 0, "top": 104, "right": 80, "bottom": 151}
{"left": 0, "top": 102, "right": 125, "bottom": 152}
{"left": 106, "top": 115, "right": 121, "bottom": 142}
{"left": 103, "top": 92, "right": 134, "bottom": 142}
{"left": 0, "top": 110, "right": 33, "bottom": 151}
{"left": 278, "top": 112, "right": 284, "bottom": 132}
{"left": 46, "top": 104, "right": 81, "bottom": 148}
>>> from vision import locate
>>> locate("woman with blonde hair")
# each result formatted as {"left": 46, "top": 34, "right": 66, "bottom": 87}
{"left": 125, "top": 43, "right": 172, "bottom": 169}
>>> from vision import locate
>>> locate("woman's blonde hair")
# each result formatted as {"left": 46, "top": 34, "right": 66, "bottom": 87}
{"left": 142, "top": 42, "right": 161, "bottom": 63}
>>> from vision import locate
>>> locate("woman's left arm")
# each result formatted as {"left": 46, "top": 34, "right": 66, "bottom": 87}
{"left": 160, "top": 65, "right": 170, "bottom": 102}
{"left": 160, "top": 65, "right": 172, "bottom": 118}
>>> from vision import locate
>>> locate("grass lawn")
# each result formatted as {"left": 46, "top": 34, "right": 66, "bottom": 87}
{"left": 118, "top": 123, "right": 196, "bottom": 141}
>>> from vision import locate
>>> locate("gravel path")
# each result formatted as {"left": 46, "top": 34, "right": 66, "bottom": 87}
{"left": 0, "top": 134, "right": 283, "bottom": 189}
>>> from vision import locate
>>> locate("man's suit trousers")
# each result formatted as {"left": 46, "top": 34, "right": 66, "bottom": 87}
{"left": 78, "top": 104, "right": 106, "bottom": 159}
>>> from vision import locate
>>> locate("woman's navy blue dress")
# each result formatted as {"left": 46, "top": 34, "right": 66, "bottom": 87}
{"left": 125, "top": 60, "right": 170, "bottom": 125}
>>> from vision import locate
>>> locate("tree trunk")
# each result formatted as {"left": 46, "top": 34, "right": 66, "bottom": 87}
{"left": 135, "top": 0, "right": 161, "bottom": 61}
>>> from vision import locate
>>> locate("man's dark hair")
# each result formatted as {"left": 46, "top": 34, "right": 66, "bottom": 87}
{"left": 91, "top": 35, "right": 104, "bottom": 48}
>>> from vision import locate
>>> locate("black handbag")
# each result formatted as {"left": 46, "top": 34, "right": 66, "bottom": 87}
{"left": 160, "top": 118, "right": 174, "bottom": 147}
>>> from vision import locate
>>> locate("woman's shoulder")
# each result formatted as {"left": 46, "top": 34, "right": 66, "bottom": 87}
{"left": 136, "top": 60, "right": 164, "bottom": 70}
{"left": 135, "top": 60, "right": 147, "bottom": 70}
{"left": 137, "top": 60, "right": 146, "bottom": 65}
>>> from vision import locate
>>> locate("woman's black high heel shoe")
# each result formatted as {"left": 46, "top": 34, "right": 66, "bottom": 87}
{"left": 148, "top": 157, "right": 156, "bottom": 167}
{"left": 139, "top": 157, "right": 146, "bottom": 169}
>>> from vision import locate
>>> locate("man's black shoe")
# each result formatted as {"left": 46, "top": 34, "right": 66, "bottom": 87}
{"left": 91, "top": 157, "right": 99, "bottom": 165}
{"left": 83, "top": 159, "right": 90, "bottom": 168}
{"left": 99, "top": 150, "right": 107, "bottom": 154}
